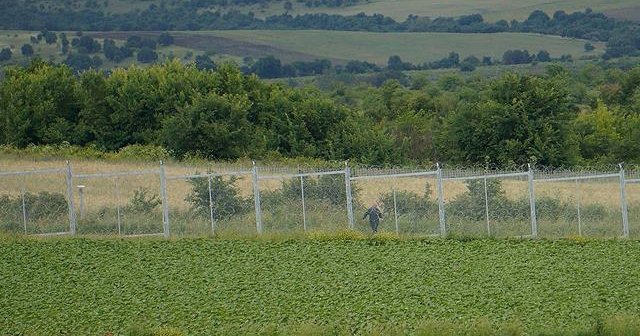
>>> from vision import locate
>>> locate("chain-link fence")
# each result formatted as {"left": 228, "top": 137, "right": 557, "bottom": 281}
{"left": 351, "top": 168, "right": 440, "bottom": 235}
{"left": 74, "top": 169, "right": 164, "bottom": 236}
{"left": 166, "top": 170, "right": 255, "bottom": 236}
{"left": 0, "top": 162, "right": 636, "bottom": 239}
{"left": 257, "top": 168, "right": 349, "bottom": 233}
{"left": 0, "top": 168, "right": 72, "bottom": 236}
{"left": 443, "top": 169, "right": 532, "bottom": 238}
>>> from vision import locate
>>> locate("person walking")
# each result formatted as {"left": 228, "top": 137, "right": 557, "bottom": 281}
{"left": 363, "top": 203, "right": 383, "bottom": 233}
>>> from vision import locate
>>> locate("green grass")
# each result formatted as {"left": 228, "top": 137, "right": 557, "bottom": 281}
{"left": 197, "top": 30, "right": 603, "bottom": 65}
{"left": 2, "top": 237, "right": 640, "bottom": 335}
{"left": 0, "top": 29, "right": 607, "bottom": 70}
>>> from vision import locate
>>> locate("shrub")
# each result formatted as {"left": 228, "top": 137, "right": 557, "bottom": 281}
{"left": 377, "top": 184, "right": 437, "bottom": 218}
{"left": 186, "top": 175, "right": 250, "bottom": 220}
{"left": 125, "top": 188, "right": 161, "bottom": 214}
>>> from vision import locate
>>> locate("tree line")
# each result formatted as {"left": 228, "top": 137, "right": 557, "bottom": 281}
{"left": 1, "top": 2, "right": 638, "bottom": 58}
{"left": 1, "top": 59, "right": 640, "bottom": 167}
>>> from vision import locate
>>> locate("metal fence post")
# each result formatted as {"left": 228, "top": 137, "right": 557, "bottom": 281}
{"left": 436, "top": 163, "right": 446, "bottom": 236}
{"left": 393, "top": 186, "right": 399, "bottom": 234}
{"left": 344, "top": 162, "right": 355, "bottom": 230}
{"left": 483, "top": 176, "right": 490, "bottom": 235}
{"left": 528, "top": 164, "right": 538, "bottom": 238}
{"left": 208, "top": 175, "right": 216, "bottom": 235}
{"left": 575, "top": 179, "right": 582, "bottom": 237}
{"left": 300, "top": 175, "right": 307, "bottom": 231}
{"left": 252, "top": 162, "right": 263, "bottom": 234}
{"left": 115, "top": 177, "right": 122, "bottom": 235}
{"left": 159, "top": 161, "right": 170, "bottom": 238}
{"left": 65, "top": 161, "right": 77, "bottom": 235}
{"left": 20, "top": 176, "right": 27, "bottom": 234}
{"left": 619, "top": 164, "right": 629, "bottom": 238}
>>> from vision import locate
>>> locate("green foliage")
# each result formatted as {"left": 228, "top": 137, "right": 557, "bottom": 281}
{"left": 3, "top": 59, "right": 640, "bottom": 166}
{"left": 186, "top": 175, "right": 250, "bottom": 220}
{"left": 377, "top": 185, "right": 437, "bottom": 219}
{"left": 0, "top": 191, "right": 68, "bottom": 232}
{"left": 126, "top": 188, "right": 161, "bottom": 214}
{"left": 440, "top": 73, "right": 578, "bottom": 166}
{"left": 2, "top": 239, "right": 640, "bottom": 334}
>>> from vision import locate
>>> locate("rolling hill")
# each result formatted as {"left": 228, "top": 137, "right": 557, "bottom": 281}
{"left": 90, "top": 30, "right": 603, "bottom": 66}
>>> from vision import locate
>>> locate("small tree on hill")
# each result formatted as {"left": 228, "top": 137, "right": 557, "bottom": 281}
{"left": 137, "top": 47, "right": 158, "bottom": 63}
{"left": 0, "top": 48, "right": 12, "bottom": 61}
{"left": 21, "top": 44, "right": 34, "bottom": 57}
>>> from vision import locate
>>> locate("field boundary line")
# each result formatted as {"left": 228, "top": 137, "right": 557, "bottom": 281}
{"left": 259, "top": 170, "right": 345, "bottom": 180}
{"left": 535, "top": 173, "right": 618, "bottom": 182}
{"left": 75, "top": 169, "right": 160, "bottom": 178}
{"left": 351, "top": 171, "right": 438, "bottom": 180}
{"left": 443, "top": 171, "right": 527, "bottom": 181}
{"left": 0, "top": 168, "right": 65, "bottom": 177}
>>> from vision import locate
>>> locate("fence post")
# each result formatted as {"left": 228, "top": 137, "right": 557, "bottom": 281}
{"left": 345, "top": 162, "right": 355, "bottom": 230}
{"left": 527, "top": 164, "right": 538, "bottom": 238}
{"left": 436, "top": 163, "right": 446, "bottom": 236}
{"left": 252, "top": 161, "right": 263, "bottom": 234}
{"left": 619, "top": 164, "right": 629, "bottom": 238}
{"left": 20, "top": 176, "right": 27, "bottom": 234}
{"left": 393, "top": 186, "right": 399, "bottom": 234}
{"left": 300, "top": 175, "right": 307, "bottom": 231}
{"left": 65, "top": 161, "right": 77, "bottom": 235}
{"left": 208, "top": 175, "right": 216, "bottom": 235}
{"left": 483, "top": 176, "right": 490, "bottom": 236}
{"left": 575, "top": 179, "right": 582, "bottom": 237}
{"left": 159, "top": 161, "right": 170, "bottom": 238}
{"left": 115, "top": 177, "right": 122, "bottom": 235}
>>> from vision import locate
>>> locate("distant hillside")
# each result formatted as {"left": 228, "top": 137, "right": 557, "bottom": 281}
{"left": 193, "top": 0, "right": 640, "bottom": 22}
{"left": 165, "top": 30, "right": 603, "bottom": 65}
{"left": 19, "top": 0, "right": 640, "bottom": 22}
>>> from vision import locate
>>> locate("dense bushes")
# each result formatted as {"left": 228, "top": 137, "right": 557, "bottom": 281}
{"left": 2, "top": 59, "right": 640, "bottom": 166}
{"left": 186, "top": 175, "right": 251, "bottom": 220}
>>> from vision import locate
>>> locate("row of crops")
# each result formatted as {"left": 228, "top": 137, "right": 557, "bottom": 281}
{"left": 2, "top": 237, "right": 640, "bottom": 335}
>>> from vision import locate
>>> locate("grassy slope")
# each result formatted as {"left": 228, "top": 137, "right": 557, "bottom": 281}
{"left": 179, "top": 30, "right": 602, "bottom": 65}
{"left": 11, "top": 29, "right": 601, "bottom": 67}
{"left": 1, "top": 237, "right": 639, "bottom": 335}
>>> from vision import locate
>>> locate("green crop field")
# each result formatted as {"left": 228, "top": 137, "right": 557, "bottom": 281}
{"left": 2, "top": 237, "right": 640, "bottom": 335}
{"left": 120, "top": 30, "right": 603, "bottom": 65}
{"left": 241, "top": 0, "right": 640, "bottom": 22}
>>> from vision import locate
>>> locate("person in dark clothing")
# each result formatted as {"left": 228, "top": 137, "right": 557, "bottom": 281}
{"left": 363, "top": 203, "right": 383, "bottom": 233}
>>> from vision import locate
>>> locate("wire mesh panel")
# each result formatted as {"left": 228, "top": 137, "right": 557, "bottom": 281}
{"left": 352, "top": 170, "right": 439, "bottom": 235}
{"left": 258, "top": 173, "right": 305, "bottom": 233}
{"left": 167, "top": 173, "right": 255, "bottom": 236}
{"left": 75, "top": 170, "right": 164, "bottom": 236}
{"left": 0, "top": 174, "right": 27, "bottom": 234}
{"left": 534, "top": 178, "right": 585, "bottom": 238}
{"left": 298, "top": 172, "right": 349, "bottom": 232}
{"left": 536, "top": 173, "right": 623, "bottom": 238}
{"left": 628, "top": 172, "right": 640, "bottom": 238}
{"left": 20, "top": 170, "right": 70, "bottom": 235}
{"left": 443, "top": 171, "right": 530, "bottom": 238}
{"left": 73, "top": 175, "right": 120, "bottom": 234}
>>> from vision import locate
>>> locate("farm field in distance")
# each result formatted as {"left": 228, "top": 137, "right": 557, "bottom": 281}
{"left": 1, "top": 237, "right": 640, "bottom": 335}
{"left": 95, "top": 30, "right": 604, "bottom": 65}
{"left": 0, "top": 30, "right": 603, "bottom": 71}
